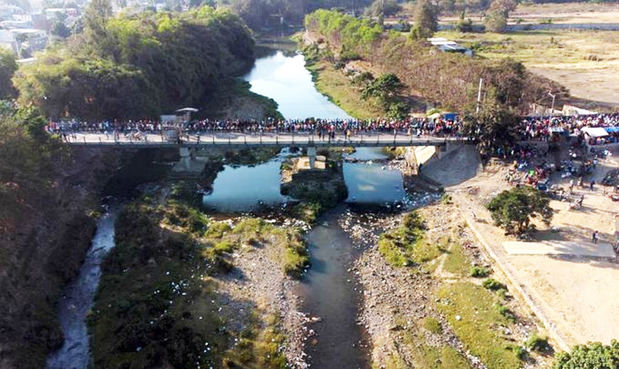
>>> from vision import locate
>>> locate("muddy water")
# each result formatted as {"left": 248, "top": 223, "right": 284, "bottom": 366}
{"left": 46, "top": 206, "right": 118, "bottom": 369}
{"left": 297, "top": 208, "right": 370, "bottom": 368}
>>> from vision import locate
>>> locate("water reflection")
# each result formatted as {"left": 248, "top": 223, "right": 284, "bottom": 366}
{"left": 243, "top": 51, "right": 352, "bottom": 120}
{"left": 202, "top": 159, "right": 289, "bottom": 212}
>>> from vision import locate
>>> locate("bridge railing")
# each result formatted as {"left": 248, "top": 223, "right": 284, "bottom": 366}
{"left": 64, "top": 130, "right": 473, "bottom": 147}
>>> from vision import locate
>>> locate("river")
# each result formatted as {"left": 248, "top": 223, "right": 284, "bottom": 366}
{"left": 49, "top": 48, "right": 406, "bottom": 369}
{"left": 46, "top": 205, "right": 118, "bottom": 369}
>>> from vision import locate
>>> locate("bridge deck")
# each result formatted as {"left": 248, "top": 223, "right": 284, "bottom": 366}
{"left": 65, "top": 132, "right": 470, "bottom": 148}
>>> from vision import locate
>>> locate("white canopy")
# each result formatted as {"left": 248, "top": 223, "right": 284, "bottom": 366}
{"left": 582, "top": 127, "right": 609, "bottom": 138}
{"left": 176, "top": 107, "right": 199, "bottom": 113}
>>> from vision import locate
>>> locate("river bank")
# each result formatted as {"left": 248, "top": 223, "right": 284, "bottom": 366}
{"left": 340, "top": 198, "right": 555, "bottom": 369}
{"left": 0, "top": 146, "right": 123, "bottom": 369}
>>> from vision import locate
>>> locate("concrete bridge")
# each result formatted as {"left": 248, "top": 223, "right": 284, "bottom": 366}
{"left": 65, "top": 132, "right": 470, "bottom": 148}
{"left": 65, "top": 131, "right": 472, "bottom": 173}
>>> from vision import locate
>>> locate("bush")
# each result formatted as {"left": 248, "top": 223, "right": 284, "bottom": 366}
{"left": 496, "top": 304, "right": 516, "bottom": 323}
{"left": 525, "top": 333, "right": 551, "bottom": 352}
{"left": 470, "top": 266, "right": 491, "bottom": 277}
{"left": 484, "top": 10, "right": 507, "bottom": 33}
{"left": 510, "top": 345, "right": 528, "bottom": 360}
{"left": 455, "top": 17, "right": 473, "bottom": 33}
{"left": 422, "top": 317, "right": 443, "bottom": 334}
{"left": 553, "top": 340, "right": 619, "bottom": 369}
{"left": 482, "top": 278, "right": 507, "bottom": 291}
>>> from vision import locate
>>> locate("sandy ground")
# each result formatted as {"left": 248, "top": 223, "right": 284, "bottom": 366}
{"left": 435, "top": 3, "right": 619, "bottom": 24}
{"left": 528, "top": 67, "right": 619, "bottom": 109}
{"left": 439, "top": 146, "right": 619, "bottom": 348}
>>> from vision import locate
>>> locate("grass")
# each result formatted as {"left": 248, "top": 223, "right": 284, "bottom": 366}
{"left": 306, "top": 60, "right": 384, "bottom": 120}
{"left": 435, "top": 29, "right": 619, "bottom": 68}
{"left": 437, "top": 282, "right": 522, "bottom": 369}
{"left": 378, "top": 212, "right": 429, "bottom": 267}
{"left": 443, "top": 240, "right": 471, "bottom": 276}
{"left": 393, "top": 315, "right": 472, "bottom": 369}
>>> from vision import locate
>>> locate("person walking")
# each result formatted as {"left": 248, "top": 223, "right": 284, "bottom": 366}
{"left": 592, "top": 230, "right": 598, "bottom": 244}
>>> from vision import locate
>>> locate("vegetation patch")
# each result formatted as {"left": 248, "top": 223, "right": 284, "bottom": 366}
{"left": 89, "top": 197, "right": 307, "bottom": 368}
{"left": 443, "top": 240, "right": 471, "bottom": 276}
{"left": 377, "top": 212, "right": 428, "bottom": 267}
{"left": 470, "top": 266, "right": 491, "bottom": 278}
{"left": 525, "top": 333, "right": 551, "bottom": 353}
{"left": 305, "top": 60, "right": 383, "bottom": 120}
{"left": 422, "top": 317, "right": 443, "bottom": 334}
{"left": 553, "top": 340, "right": 618, "bottom": 369}
{"left": 437, "top": 282, "right": 522, "bottom": 369}
{"left": 393, "top": 315, "right": 471, "bottom": 369}
{"left": 482, "top": 278, "right": 508, "bottom": 293}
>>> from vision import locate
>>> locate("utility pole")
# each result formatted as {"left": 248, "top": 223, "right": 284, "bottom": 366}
{"left": 548, "top": 91, "right": 556, "bottom": 116}
{"left": 476, "top": 78, "right": 483, "bottom": 113}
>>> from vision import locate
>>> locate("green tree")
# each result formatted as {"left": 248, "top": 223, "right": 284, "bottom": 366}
{"left": 51, "top": 21, "right": 71, "bottom": 38}
{"left": 487, "top": 186, "right": 553, "bottom": 235}
{"left": 362, "top": 73, "right": 408, "bottom": 117}
{"left": 455, "top": 10, "right": 473, "bottom": 32}
{"left": 410, "top": 0, "right": 438, "bottom": 39}
{"left": 362, "top": 73, "right": 405, "bottom": 103}
{"left": 364, "top": 0, "right": 402, "bottom": 18}
{"left": 553, "top": 340, "right": 619, "bottom": 369}
{"left": 0, "top": 48, "right": 18, "bottom": 99}
{"left": 462, "top": 103, "right": 519, "bottom": 150}
{"left": 83, "top": 0, "right": 113, "bottom": 51}
{"left": 484, "top": 8, "right": 507, "bottom": 32}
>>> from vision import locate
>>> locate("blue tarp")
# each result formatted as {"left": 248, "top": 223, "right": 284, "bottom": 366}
{"left": 442, "top": 113, "right": 458, "bottom": 121}
{"left": 605, "top": 126, "right": 619, "bottom": 133}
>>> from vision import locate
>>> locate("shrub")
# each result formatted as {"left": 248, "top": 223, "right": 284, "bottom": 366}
{"left": 526, "top": 333, "right": 551, "bottom": 352}
{"left": 496, "top": 304, "right": 516, "bottom": 323}
{"left": 482, "top": 278, "right": 507, "bottom": 291}
{"left": 510, "top": 345, "right": 528, "bottom": 360}
{"left": 455, "top": 17, "right": 473, "bottom": 33}
{"left": 470, "top": 266, "right": 490, "bottom": 278}
{"left": 422, "top": 317, "right": 443, "bottom": 334}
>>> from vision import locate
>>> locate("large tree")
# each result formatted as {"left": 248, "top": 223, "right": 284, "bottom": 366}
{"left": 462, "top": 103, "right": 519, "bottom": 150}
{"left": 0, "top": 48, "right": 18, "bottom": 100}
{"left": 487, "top": 186, "right": 553, "bottom": 235}
{"left": 410, "top": 0, "right": 438, "bottom": 39}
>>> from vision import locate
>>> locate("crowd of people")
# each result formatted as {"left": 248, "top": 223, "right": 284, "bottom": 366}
{"left": 45, "top": 117, "right": 465, "bottom": 137}
{"left": 45, "top": 113, "right": 619, "bottom": 145}
{"left": 517, "top": 113, "right": 619, "bottom": 145}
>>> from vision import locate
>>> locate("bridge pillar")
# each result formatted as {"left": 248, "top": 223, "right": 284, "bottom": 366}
{"left": 179, "top": 147, "right": 191, "bottom": 171}
{"left": 307, "top": 146, "right": 317, "bottom": 169}
{"left": 404, "top": 147, "right": 419, "bottom": 175}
